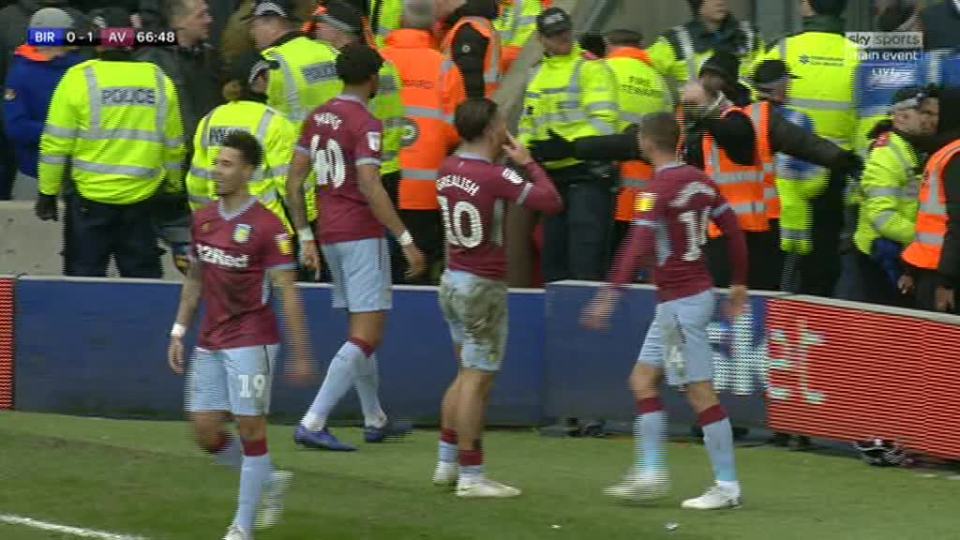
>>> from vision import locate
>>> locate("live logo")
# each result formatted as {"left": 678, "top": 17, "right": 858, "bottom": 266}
{"left": 99, "top": 27, "right": 134, "bottom": 47}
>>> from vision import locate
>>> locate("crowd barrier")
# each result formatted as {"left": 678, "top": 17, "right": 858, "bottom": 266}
{"left": 3, "top": 276, "right": 959, "bottom": 459}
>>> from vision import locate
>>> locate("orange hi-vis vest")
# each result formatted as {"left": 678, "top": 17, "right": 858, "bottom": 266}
{"left": 703, "top": 102, "right": 773, "bottom": 237}
{"left": 382, "top": 29, "right": 460, "bottom": 211}
{"left": 901, "top": 140, "right": 960, "bottom": 270}
{"left": 441, "top": 16, "right": 503, "bottom": 97}
{"left": 609, "top": 46, "right": 661, "bottom": 223}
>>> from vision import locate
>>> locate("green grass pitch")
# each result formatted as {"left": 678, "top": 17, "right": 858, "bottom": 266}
{"left": 1, "top": 412, "right": 957, "bottom": 540}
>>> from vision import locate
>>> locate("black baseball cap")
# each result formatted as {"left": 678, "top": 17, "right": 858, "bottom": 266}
{"left": 536, "top": 7, "right": 572, "bottom": 37}
{"left": 244, "top": 0, "right": 300, "bottom": 21}
{"left": 751, "top": 59, "right": 799, "bottom": 89}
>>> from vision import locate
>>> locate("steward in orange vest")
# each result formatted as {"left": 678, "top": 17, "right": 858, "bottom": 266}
{"left": 901, "top": 90, "right": 960, "bottom": 313}
{"left": 439, "top": 0, "right": 502, "bottom": 99}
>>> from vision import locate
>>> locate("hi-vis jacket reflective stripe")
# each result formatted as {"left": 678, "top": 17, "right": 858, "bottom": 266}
{"left": 703, "top": 103, "right": 772, "bottom": 237}
{"left": 39, "top": 59, "right": 185, "bottom": 204}
{"left": 441, "top": 16, "right": 503, "bottom": 97}
{"left": 371, "top": 0, "right": 403, "bottom": 48}
{"left": 262, "top": 36, "right": 341, "bottom": 124}
{"left": 518, "top": 44, "right": 619, "bottom": 170}
{"left": 187, "top": 101, "right": 296, "bottom": 232}
{"left": 495, "top": 0, "right": 546, "bottom": 73}
{"left": 764, "top": 32, "right": 858, "bottom": 151}
{"left": 901, "top": 140, "right": 960, "bottom": 270}
{"left": 853, "top": 131, "right": 920, "bottom": 256}
{"left": 775, "top": 105, "right": 827, "bottom": 255}
{"left": 382, "top": 29, "right": 460, "bottom": 211}
{"left": 371, "top": 59, "right": 405, "bottom": 176}
{"left": 606, "top": 46, "right": 671, "bottom": 222}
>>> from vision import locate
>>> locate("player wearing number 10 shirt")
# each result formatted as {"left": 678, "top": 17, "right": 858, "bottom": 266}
{"left": 286, "top": 44, "right": 425, "bottom": 452}
{"left": 432, "top": 99, "right": 563, "bottom": 498}
{"left": 582, "top": 113, "right": 749, "bottom": 511}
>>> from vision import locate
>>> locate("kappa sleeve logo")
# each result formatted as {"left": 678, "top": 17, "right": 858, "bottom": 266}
{"left": 635, "top": 191, "right": 656, "bottom": 213}
{"left": 367, "top": 131, "right": 381, "bottom": 152}
{"left": 502, "top": 168, "right": 524, "bottom": 185}
{"left": 3, "top": 88, "right": 16, "bottom": 101}
{"left": 275, "top": 232, "right": 293, "bottom": 256}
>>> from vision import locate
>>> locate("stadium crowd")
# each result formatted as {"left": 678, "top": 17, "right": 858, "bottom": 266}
{"left": 2, "top": 0, "right": 960, "bottom": 314}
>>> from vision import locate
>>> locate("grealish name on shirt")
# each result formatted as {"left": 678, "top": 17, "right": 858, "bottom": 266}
{"left": 313, "top": 111, "right": 342, "bottom": 130}
{"left": 437, "top": 174, "right": 479, "bottom": 197}
{"left": 197, "top": 244, "right": 249, "bottom": 269}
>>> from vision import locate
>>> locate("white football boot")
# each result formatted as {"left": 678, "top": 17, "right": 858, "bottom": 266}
{"left": 455, "top": 476, "right": 521, "bottom": 498}
{"left": 603, "top": 470, "right": 671, "bottom": 502}
{"left": 256, "top": 470, "right": 293, "bottom": 529}
{"left": 681, "top": 484, "right": 742, "bottom": 510}
{"left": 222, "top": 524, "right": 253, "bottom": 540}
{"left": 432, "top": 462, "right": 459, "bottom": 486}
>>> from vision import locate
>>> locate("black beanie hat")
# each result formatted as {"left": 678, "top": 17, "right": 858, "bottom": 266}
{"left": 687, "top": 0, "right": 704, "bottom": 15}
{"left": 810, "top": 0, "right": 848, "bottom": 16}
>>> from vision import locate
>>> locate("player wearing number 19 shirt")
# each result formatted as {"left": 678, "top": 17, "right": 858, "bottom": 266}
{"left": 432, "top": 99, "right": 563, "bottom": 498}
{"left": 582, "top": 112, "right": 749, "bottom": 511}
{"left": 286, "top": 44, "right": 426, "bottom": 452}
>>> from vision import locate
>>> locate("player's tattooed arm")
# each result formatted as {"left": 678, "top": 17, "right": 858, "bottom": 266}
{"left": 269, "top": 267, "right": 315, "bottom": 384}
{"left": 287, "top": 149, "right": 321, "bottom": 271}
{"left": 168, "top": 262, "right": 202, "bottom": 374}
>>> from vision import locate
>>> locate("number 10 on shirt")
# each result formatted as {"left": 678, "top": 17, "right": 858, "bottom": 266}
{"left": 438, "top": 196, "right": 484, "bottom": 249}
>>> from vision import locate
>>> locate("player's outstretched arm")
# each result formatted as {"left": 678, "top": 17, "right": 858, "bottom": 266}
{"left": 269, "top": 268, "right": 316, "bottom": 386}
{"left": 168, "top": 262, "right": 203, "bottom": 375}
{"left": 357, "top": 164, "right": 426, "bottom": 278}
{"left": 287, "top": 149, "right": 321, "bottom": 271}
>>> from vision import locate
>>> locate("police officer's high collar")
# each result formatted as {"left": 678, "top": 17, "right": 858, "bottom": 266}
{"left": 801, "top": 14, "right": 846, "bottom": 34}
{"left": 269, "top": 31, "right": 305, "bottom": 49}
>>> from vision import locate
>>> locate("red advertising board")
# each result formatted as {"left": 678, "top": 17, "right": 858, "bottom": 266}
{"left": 767, "top": 297, "right": 960, "bottom": 459}
{"left": 0, "top": 277, "right": 13, "bottom": 409}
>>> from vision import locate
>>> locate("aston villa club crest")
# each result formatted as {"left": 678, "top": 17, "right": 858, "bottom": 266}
{"left": 233, "top": 223, "right": 252, "bottom": 244}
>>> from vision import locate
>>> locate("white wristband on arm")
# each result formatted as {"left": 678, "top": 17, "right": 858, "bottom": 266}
{"left": 170, "top": 323, "right": 186, "bottom": 338}
{"left": 297, "top": 227, "right": 315, "bottom": 243}
{"left": 398, "top": 230, "right": 414, "bottom": 247}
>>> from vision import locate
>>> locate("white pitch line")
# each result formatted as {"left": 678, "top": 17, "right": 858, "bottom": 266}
{"left": 0, "top": 513, "right": 150, "bottom": 540}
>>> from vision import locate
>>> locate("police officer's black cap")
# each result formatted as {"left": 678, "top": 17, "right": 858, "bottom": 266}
{"left": 699, "top": 51, "right": 740, "bottom": 86}
{"left": 890, "top": 85, "right": 935, "bottom": 110}
{"left": 751, "top": 59, "right": 799, "bottom": 88}
{"left": 537, "top": 7, "right": 573, "bottom": 37}
{"left": 245, "top": 0, "right": 300, "bottom": 21}
{"left": 319, "top": 0, "right": 365, "bottom": 36}
{"left": 88, "top": 6, "right": 131, "bottom": 29}
{"left": 228, "top": 52, "right": 276, "bottom": 87}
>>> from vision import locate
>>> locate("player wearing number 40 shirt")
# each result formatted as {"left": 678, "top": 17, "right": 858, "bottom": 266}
{"left": 286, "top": 44, "right": 426, "bottom": 452}
{"left": 432, "top": 99, "right": 563, "bottom": 498}
{"left": 582, "top": 112, "right": 749, "bottom": 511}
{"left": 167, "top": 131, "right": 315, "bottom": 540}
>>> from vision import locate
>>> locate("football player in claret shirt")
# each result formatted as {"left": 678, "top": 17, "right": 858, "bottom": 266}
{"left": 582, "top": 112, "right": 749, "bottom": 511}
{"left": 167, "top": 131, "right": 315, "bottom": 540}
{"left": 286, "top": 43, "right": 426, "bottom": 451}
{"left": 432, "top": 98, "right": 563, "bottom": 498}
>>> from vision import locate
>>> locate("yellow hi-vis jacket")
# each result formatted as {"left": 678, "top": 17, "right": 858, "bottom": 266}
{"left": 853, "top": 131, "right": 921, "bottom": 255}
{"left": 187, "top": 100, "right": 296, "bottom": 232}
{"left": 39, "top": 59, "right": 185, "bottom": 203}
{"left": 518, "top": 44, "right": 619, "bottom": 170}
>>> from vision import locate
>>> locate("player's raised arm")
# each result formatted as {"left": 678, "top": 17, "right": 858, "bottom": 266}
{"left": 501, "top": 132, "right": 564, "bottom": 215}
{"left": 269, "top": 266, "right": 315, "bottom": 385}
{"left": 711, "top": 195, "right": 749, "bottom": 317}
{"left": 168, "top": 260, "right": 203, "bottom": 375}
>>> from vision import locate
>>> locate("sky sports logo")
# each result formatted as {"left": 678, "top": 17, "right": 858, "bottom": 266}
{"left": 846, "top": 32, "right": 923, "bottom": 62}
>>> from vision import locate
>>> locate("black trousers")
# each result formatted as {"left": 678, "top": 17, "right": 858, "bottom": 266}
{"left": 541, "top": 163, "right": 617, "bottom": 283}
{"left": 707, "top": 230, "right": 782, "bottom": 290}
{"left": 67, "top": 195, "right": 162, "bottom": 278}
{"left": 393, "top": 209, "right": 444, "bottom": 285}
{"left": 806, "top": 170, "right": 847, "bottom": 297}
{"left": 913, "top": 269, "right": 960, "bottom": 314}
{"left": 855, "top": 250, "right": 905, "bottom": 306}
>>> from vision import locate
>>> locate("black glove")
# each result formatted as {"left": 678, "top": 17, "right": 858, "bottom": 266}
{"left": 529, "top": 130, "right": 574, "bottom": 163}
{"left": 35, "top": 193, "right": 58, "bottom": 221}
{"left": 838, "top": 151, "right": 864, "bottom": 178}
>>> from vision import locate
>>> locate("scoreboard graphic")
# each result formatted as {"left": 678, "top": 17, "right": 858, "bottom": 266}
{"left": 27, "top": 27, "right": 178, "bottom": 48}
